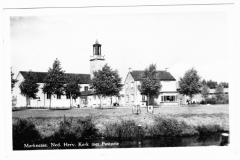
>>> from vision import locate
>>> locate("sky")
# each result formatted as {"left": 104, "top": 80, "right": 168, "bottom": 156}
{"left": 10, "top": 10, "right": 229, "bottom": 83}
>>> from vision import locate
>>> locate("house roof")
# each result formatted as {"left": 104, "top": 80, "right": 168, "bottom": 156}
{"left": 19, "top": 71, "right": 91, "bottom": 84}
{"left": 130, "top": 70, "right": 176, "bottom": 81}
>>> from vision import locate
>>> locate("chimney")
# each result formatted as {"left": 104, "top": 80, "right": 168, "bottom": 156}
{"left": 129, "top": 68, "right": 132, "bottom": 72}
{"left": 165, "top": 68, "right": 168, "bottom": 72}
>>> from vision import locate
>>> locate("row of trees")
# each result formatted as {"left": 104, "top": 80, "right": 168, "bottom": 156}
{"left": 12, "top": 58, "right": 123, "bottom": 108}
{"left": 201, "top": 79, "right": 228, "bottom": 89}
{"left": 179, "top": 68, "right": 228, "bottom": 104}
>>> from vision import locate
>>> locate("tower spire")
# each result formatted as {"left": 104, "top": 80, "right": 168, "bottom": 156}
{"left": 95, "top": 32, "right": 98, "bottom": 44}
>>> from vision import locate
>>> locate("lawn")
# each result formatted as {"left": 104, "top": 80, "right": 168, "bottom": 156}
{"left": 12, "top": 105, "right": 229, "bottom": 139}
{"left": 12, "top": 104, "right": 229, "bottom": 118}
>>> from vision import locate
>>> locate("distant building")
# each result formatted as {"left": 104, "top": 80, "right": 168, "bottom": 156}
{"left": 124, "top": 69, "right": 178, "bottom": 107}
{"left": 12, "top": 40, "right": 122, "bottom": 108}
{"left": 191, "top": 88, "right": 229, "bottom": 103}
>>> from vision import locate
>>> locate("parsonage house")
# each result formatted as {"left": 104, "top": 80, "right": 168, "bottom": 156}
{"left": 12, "top": 40, "right": 122, "bottom": 108}
{"left": 124, "top": 69, "right": 179, "bottom": 107}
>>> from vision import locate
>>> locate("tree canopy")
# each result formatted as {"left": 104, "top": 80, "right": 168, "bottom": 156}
{"left": 19, "top": 71, "right": 40, "bottom": 106}
{"left": 219, "top": 82, "right": 228, "bottom": 88}
{"left": 90, "top": 64, "right": 123, "bottom": 96}
{"left": 138, "top": 64, "right": 162, "bottom": 105}
{"left": 42, "top": 58, "right": 65, "bottom": 107}
{"left": 90, "top": 64, "right": 123, "bottom": 107}
{"left": 201, "top": 85, "right": 210, "bottom": 100}
{"left": 206, "top": 80, "right": 218, "bottom": 89}
{"left": 215, "top": 84, "right": 224, "bottom": 101}
{"left": 178, "top": 68, "right": 202, "bottom": 101}
{"left": 64, "top": 74, "right": 81, "bottom": 107}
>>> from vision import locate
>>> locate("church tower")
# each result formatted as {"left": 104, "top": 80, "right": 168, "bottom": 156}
{"left": 90, "top": 40, "right": 105, "bottom": 79}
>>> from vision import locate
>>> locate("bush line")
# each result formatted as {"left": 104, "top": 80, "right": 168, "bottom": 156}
{"left": 12, "top": 114, "right": 226, "bottom": 143}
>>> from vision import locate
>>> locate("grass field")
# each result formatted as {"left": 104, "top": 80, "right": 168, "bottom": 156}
{"left": 12, "top": 105, "right": 229, "bottom": 139}
{"left": 12, "top": 104, "right": 229, "bottom": 118}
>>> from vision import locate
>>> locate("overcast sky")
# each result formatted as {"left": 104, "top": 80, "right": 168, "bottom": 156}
{"left": 10, "top": 10, "right": 229, "bottom": 83}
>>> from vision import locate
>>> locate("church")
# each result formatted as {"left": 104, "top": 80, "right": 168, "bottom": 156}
{"left": 12, "top": 40, "right": 122, "bottom": 108}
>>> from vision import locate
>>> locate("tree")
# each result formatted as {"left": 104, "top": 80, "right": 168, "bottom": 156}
{"left": 201, "top": 79, "right": 207, "bottom": 86}
{"left": 178, "top": 68, "right": 202, "bottom": 103}
{"left": 42, "top": 58, "right": 65, "bottom": 108}
{"left": 64, "top": 75, "right": 81, "bottom": 107}
{"left": 11, "top": 68, "right": 18, "bottom": 92}
{"left": 206, "top": 80, "right": 218, "bottom": 89}
{"left": 90, "top": 64, "right": 123, "bottom": 108}
{"left": 215, "top": 84, "right": 224, "bottom": 101}
{"left": 201, "top": 85, "right": 210, "bottom": 101}
{"left": 219, "top": 82, "right": 228, "bottom": 88}
{"left": 19, "top": 71, "right": 40, "bottom": 107}
{"left": 138, "top": 64, "right": 162, "bottom": 106}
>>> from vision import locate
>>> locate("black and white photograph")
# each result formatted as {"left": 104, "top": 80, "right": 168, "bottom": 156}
{"left": 2, "top": 1, "right": 240, "bottom": 160}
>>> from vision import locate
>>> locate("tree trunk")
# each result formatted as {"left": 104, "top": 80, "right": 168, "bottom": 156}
{"left": 111, "top": 96, "right": 112, "bottom": 106}
{"left": 189, "top": 96, "right": 192, "bottom": 104}
{"left": 50, "top": 95, "right": 51, "bottom": 109}
{"left": 100, "top": 95, "right": 102, "bottom": 109}
{"left": 148, "top": 93, "right": 149, "bottom": 107}
{"left": 70, "top": 93, "right": 72, "bottom": 108}
{"left": 26, "top": 95, "right": 30, "bottom": 107}
{"left": 26, "top": 96, "right": 28, "bottom": 107}
{"left": 44, "top": 93, "right": 45, "bottom": 107}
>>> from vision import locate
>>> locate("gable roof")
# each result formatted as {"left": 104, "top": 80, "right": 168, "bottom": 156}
{"left": 19, "top": 71, "right": 91, "bottom": 84}
{"left": 130, "top": 70, "right": 176, "bottom": 81}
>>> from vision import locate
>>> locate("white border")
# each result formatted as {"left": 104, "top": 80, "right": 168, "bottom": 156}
{"left": 1, "top": 1, "right": 240, "bottom": 160}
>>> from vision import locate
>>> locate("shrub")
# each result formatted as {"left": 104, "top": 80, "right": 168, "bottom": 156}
{"left": 51, "top": 116, "right": 98, "bottom": 141}
{"left": 205, "top": 95, "right": 229, "bottom": 105}
{"left": 196, "top": 124, "right": 222, "bottom": 134}
{"left": 76, "top": 117, "right": 98, "bottom": 138}
{"left": 148, "top": 116, "right": 195, "bottom": 137}
{"left": 104, "top": 119, "right": 140, "bottom": 139}
{"left": 13, "top": 118, "right": 41, "bottom": 143}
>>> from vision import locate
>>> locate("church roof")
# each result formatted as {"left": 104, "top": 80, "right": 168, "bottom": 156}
{"left": 130, "top": 70, "right": 176, "bottom": 81}
{"left": 19, "top": 71, "right": 91, "bottom": 84}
